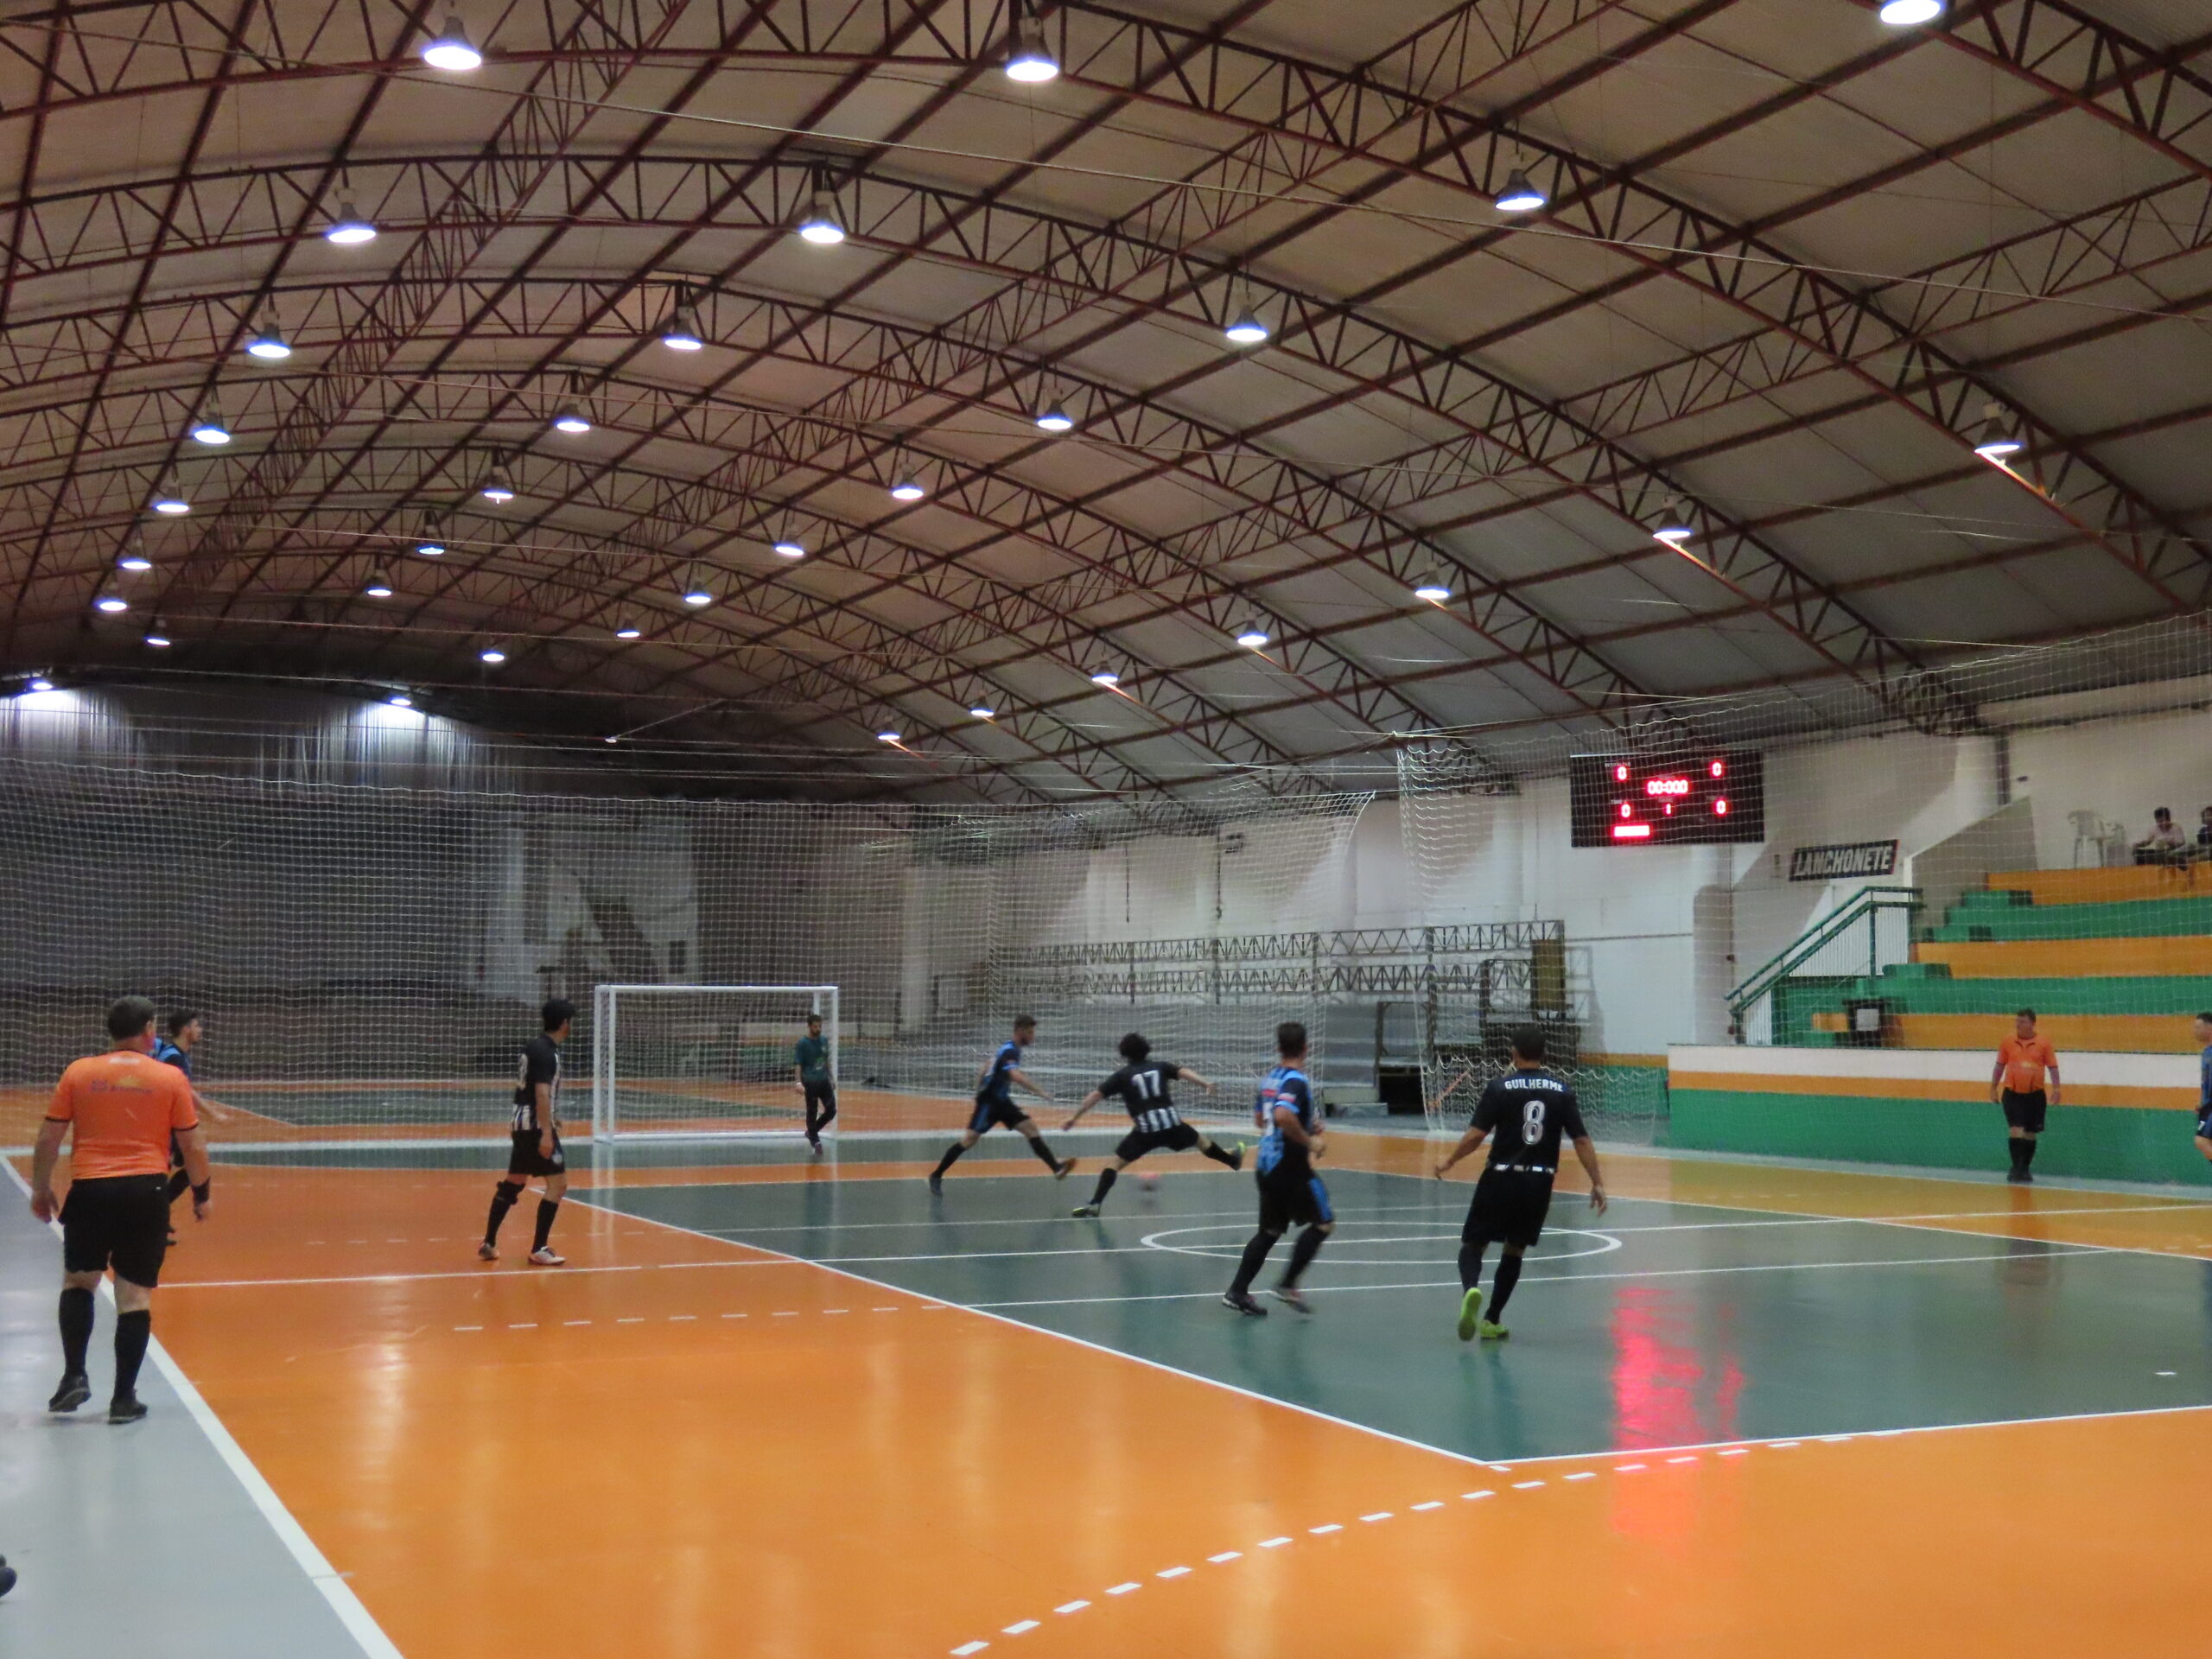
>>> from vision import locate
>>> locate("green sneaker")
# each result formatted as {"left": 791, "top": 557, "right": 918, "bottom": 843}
{"left": 1478, "top": 1320, "right": 1510, "bottom": 1341}
{"left": 1456, "top": 1287, "right": 1484, "bottom": 1342}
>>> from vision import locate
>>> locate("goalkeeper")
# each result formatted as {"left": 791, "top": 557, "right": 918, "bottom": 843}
{"left": 793, "top": 1012, "right": 836, "bottom": 1154}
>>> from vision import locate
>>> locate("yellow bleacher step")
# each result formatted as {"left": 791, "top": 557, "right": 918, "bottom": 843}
{"left": 1987, "top": 865, "right": 2212, "bottom": 906}
{"left": 1810, "top": 1009, "right": 2207, "bottom": 1055}
{"left": 1914, "top": 935, "right": 2212, "bottom": 979}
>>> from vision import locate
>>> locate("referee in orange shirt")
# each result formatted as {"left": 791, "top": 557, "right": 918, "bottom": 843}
{"left": 28, "top": 995, "right": 211, "bottom": 1422}
{"left": 1990, "top": 1007, "right": 2060, "bottom": 1185}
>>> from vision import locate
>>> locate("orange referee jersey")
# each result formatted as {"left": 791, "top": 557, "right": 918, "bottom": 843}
{"left": 1998, "top": 1033, "right": 2057, "bottom": 1096}
{"left": 47, "top": 1049, "right": 198, "bottom": 1179}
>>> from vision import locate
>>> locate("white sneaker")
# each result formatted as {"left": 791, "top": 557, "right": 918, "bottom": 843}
{"left": 477, "top": 1242, "right": 499, "bottom": 1262}
{"left": 528, "top": 1247, "right": 566, "bottom": 1267}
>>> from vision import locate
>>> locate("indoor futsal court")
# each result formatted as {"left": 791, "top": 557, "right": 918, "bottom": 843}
{"left": 4, "top": 0, "right": 2212, "bottom": 1656}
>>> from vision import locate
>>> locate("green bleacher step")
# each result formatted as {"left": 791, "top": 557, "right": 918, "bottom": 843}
{"left": 1929, "top": 893, "right": 2212, "bottom": 943}
{"left": 1879, "top": 962, "right": 1954, "bottom": 979}
{"left": 1834, "top": 973, "right": 2212, "bottom": 1016}
{"left": 1954, "top": 888, "right": 2034, "bottom": 908}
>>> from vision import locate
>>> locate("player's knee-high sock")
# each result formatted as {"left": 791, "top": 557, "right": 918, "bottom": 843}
{"left": 1199, "top": 1139, "right": 1239, "bottom": 1168}
{"left": 166, "top": 1167, "right": 191, "bottom": 1204}
{"left": 485, "top": 1181, "right": 521, "bottom": 1243}
{"left": 1088, "top": 1167, "right": 1118, "bottom": 1207}
{"left": 112, "top": 1309, "right": 151, "bottom": 1399}
{"left": 1458, "top": 1242, "right": 1488, "bottom": 1293}
{"left": 1489, "top": 1253, "right": 1525, "bottom": 1319}
{"left": 531, "top": 1198, "right": 561, "bottom": 1253}
{"left": 1281, "top": 1224, "right": 1327, "bottom": 1288}
{"left": 1229, "top": 1231, "right": 1277, "bottom": 1296}
{"left": 58, "top": 1287, "right": 93, "bottom": 1376}
{"left": 2006, "top": 1137, "right": 2029, "bottom": 1172}
{"left": 2020, "top": 1136, "right": 2037, "bottom": 1169}
{"left": 1027, "top": 1135, "right": 1064, "bottom": 1171}
{"left": 931, "top": 1141, "right": 967, "bottom": 1179}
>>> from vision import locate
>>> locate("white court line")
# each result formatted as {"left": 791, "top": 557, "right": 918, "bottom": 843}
{"left": 571, "top": 1194, "right": 1513, "bottom": 1473}
{"left": 2, "top": 1161, "right": 404, "bottom": 1659}
{"left": 683, "top": 1200, "right": 1454, "bottom": 1236}
{"left": 162, "top": 1257, "right": 804, "bottom": 1289}
{"left": 962, "top": 1246, "right": 2117, "bottom": 1309}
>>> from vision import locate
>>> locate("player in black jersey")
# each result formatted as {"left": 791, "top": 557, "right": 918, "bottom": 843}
{"left": 1433, "top": 1026, "right": 1607, "bottom": 1341}
{"left": 1061, "top": 1033, "right": 1242, "bottom": 1216}
{"left": 927, "top": 1016, "right": 1075, "bottom": 1193}
{"left": 480, "top": 998, "right": 573, "bottom": 1266}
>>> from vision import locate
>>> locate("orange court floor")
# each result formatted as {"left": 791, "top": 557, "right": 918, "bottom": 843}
{"left": 12, "top": 1133, "right": 2212, "bottom": 1659}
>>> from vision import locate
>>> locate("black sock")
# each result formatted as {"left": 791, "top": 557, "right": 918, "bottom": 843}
{"left": 58, "top": 1287, "right": 93, "bottom": 1376}
{"left": 166, "top": 1167, "right": 191, "bottom": 1204}
{"left": 2008, "top": 1138, "right": 2030, "bottom": 1171}
{"left": 1281, "top": 1224, "right": 1327, "bottom": 1288}
{"left": 486, "top": 1182, "right": 521, "bottom": 1243}
{"left": 932, "top": 1141, "right": 967, "bottom": 1179}
{"left": 113, "top": 1309, "right": 151, "bottom": 1399}
{"left": 1229, "top": 1230, "right": 1278, "bottom": 1297}
{"left": 1459, "top": 1242, "right": 1488, "bottom": 1294}
{"left": 1088, "top": 1167, "right": 1118, "bottom": 1207}
{"left": 532, "top": 1198, "right": 560, "bottom": 1252}
{"left": 1200, "top": 1139, "right": 1238, "bottom": 1168}
{"left": 2021, "top": 1137, "right": 2037, "bottom": 1169}
{"left": 1490, "top": 1253, "right": 1525, "bottom": 1319}
{"left": 1027, "top": 1135, "right": 1063, "bottom": 1171}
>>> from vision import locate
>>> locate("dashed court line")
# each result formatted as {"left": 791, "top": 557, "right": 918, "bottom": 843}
{"left": 939, "top": 1435, "right": 1854, "bottom": 1655}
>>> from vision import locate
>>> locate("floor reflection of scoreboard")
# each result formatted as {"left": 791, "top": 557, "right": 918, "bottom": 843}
{"left": 1568, "top": 752, "right": 1765, "bottom": 846}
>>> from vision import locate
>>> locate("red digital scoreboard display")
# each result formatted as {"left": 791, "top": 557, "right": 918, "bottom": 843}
{"left": 1568, "top": 752, "right": 1765, "bottom": 846}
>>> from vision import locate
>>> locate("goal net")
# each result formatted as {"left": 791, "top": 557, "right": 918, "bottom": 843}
{"left": 592, "top": 984, "right": 836, "bottom": 1141}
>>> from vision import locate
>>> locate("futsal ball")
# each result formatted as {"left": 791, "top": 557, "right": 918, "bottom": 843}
{"left": 1138, "top": 1173, "right": 1160, "bottom": 1192}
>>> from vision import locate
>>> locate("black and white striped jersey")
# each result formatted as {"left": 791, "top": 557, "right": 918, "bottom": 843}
{"left": 1099, "top": 1061, "right": 1185, "bottom": 1133}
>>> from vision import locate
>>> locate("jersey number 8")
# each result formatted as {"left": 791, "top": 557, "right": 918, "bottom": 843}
{"left": 1522, "top": 1100, "right": 1547, "bottom": 1145}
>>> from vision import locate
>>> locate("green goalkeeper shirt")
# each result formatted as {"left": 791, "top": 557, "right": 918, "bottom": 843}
{"left": 795, "top": 1033, "right": 831, "bottom": 1084}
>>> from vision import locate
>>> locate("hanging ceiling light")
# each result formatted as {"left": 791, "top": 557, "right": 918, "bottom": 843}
{"left": 889, "top": 478, "right": 926, "bottom": 502}
{"left": 118, "top": 538, "right": 153, "bottom": 573}
{"left": 363, "top": 570, "right": 394, "bottom": 598}
{"left": 1223, "top": 309, "right": 1269, "bottom": 346}
{"left": 1034, "top": 404, "right": 1075, "bottom": 433}
{"left": 94, "top": 594, "right": 130, "bottom": 613}
{"left": 613, "top": 623, "right": 643, "bottom": 640}
{"left": 28, "top": 677, "right": 54, "bottom": 692}
{"left": 189, "top": 403, "right": 232, "bottom": 446}
{"left": 772, "top": 535, "right": 807, "bottom": 559}
{"left": 1004, "top": 6, "right": 1059, "bottom": 83}
{"left": 1878, "top": 0, "right": 1943, "bottom": 24}
{"left": 1494, "top": 168, "right": 1548, "bottom": 213}
{"left": 660, "top": 294, "right": 705, "bottom": 352}
{"left": 1235, "top": 622, "right": 1271, "bottom": 649}
{"left": 479, "top": 645, "right": 507, "bottom": 664}
{"left": 420, "top": 15, "right": 484, "bottom": 71}
{"left": 1972, "top": 401, "right": 2024, "bottom": 461}
{"left": 682, "top": 573, "right": 715, "bottom": 607}
{"left": 1090, "top": 669, "right": 1121, "bottom": 687}
{"left": 480, "top": 463, "right": 515, "bottom": 503}
{"left": 244, "top": 314, "right": 291, "bottom": 359}
{"left": 875, "top": 728, "right": 902, "bottom": 744}
{"left": 969, "top": 703, "right": 996, "bottom": 720}
{"left": 387, "top": 691, "right": 413, "bottom": 708}
{"left": 415, "top": 524, "right": 447, "bottom": 557}
{"left": 325, "top": 201, "right": 378, "bottom": 245}
{"left": 143, "top": 620, "right": 172, "bottom": 648}
{"left": 552, "top": 407, "right": 592, "bottom": 435}
{"left": 1412, "top": 575, "right": 1452, "bottom": 602}
{"left": 149, "top": 477, "right": 190, "bottom": 515}
{"left": 795, "top": 182, "right": 847, "bottom": 246}
{"left": 1651, "top": 498, "right": 1695, "bottom": 546}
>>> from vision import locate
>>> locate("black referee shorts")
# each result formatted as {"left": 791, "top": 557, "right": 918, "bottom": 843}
{"left": 1464, "top": 1167, "right": 1556, "bottom": 1251}
{"left": 62, "top": 1173, "right": 172, "bottom": 1288}
{"left": 2000, "top": 1090, "right": 2048, "bottom": 1134}
{"left": 1116, "top": 1122, "right": 1199, "bottom": 1163}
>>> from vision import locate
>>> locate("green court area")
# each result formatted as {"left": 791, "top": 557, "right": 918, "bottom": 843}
{"left": 583, "top": 1156, "right": 2212, "bottom": 1463}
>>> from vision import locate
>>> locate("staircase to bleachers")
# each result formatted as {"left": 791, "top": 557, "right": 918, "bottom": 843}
{"left": 1802, "top": 864, "right": 2212, "bottom": 1053}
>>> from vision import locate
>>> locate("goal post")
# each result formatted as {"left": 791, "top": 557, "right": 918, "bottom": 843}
{"left": 590, "top": 983, "right": 838, "bottom": 1141}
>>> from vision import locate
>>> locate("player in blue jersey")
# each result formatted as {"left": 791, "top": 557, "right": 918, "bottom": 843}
{"left": 153, "top": 1009, "right": 228, "bottom": 1243}
{"left": 1223, "top": 1021, "right": 1332, "bottom": 1316}
{"left": 2194, "top": 1012, "right": 2212, "bottom": 1166}
{"left": 927, "top": 1015, "right": 1075, "bottom": 1193}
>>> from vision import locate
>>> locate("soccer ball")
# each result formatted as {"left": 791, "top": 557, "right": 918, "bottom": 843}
{"left": 1137, "top": 1172, "right": 1160, "bottom": 1192}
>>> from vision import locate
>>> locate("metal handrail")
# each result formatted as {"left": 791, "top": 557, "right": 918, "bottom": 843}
{"left": 1726, "top": 886, "right": 1923, "bottom": 1028}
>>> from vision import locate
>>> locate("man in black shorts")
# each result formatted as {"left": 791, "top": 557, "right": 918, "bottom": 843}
{"left": 1063, "top": 1033, "right": 1240, "bottom": 1216}
{"left": 1223, "top": 1021, "right": 1331, "bottom": 1316}
{"left": 1433, "top": 1026, "right": 1607, "bottom": 1341}
{"left": 480, "top": 998, "right": 572, "bottom": 1266}
{"left": 927, "top": 1015, "right": 1074, "bottom": 1193}
{"left": 792, "top": 1011, "right": 836, "bottom": 1154}
{"left": 29, "top": 995, "right": 211, "bottom": 1422}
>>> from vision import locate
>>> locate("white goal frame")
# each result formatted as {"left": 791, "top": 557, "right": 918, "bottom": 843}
{"left": 589, "top": 982, "right": 839, "bottom": 1141}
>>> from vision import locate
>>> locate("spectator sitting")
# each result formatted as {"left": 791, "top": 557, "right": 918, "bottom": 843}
{"left": 2133, "top": 807, "right": 2187, "bottom": 865}
{"left": 2196, "top": 806, "right": 2212, "bottom": 858}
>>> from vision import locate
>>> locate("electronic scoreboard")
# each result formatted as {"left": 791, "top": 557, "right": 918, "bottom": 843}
{"left": 1568, "top": 752, "right": 1765, "bottom": 846}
